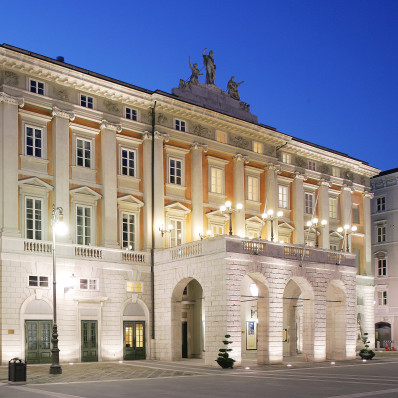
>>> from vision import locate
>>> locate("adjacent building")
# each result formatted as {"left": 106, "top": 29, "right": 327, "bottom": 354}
{"left": 0, "top": 44, "right": 379, "bottom": 366}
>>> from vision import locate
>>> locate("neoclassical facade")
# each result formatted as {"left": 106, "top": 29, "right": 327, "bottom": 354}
{"left": 0, "top": 44, "right": 378, "bottom": 366}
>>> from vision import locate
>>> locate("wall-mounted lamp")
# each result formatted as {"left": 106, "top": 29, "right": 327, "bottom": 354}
{"left": 159, "top": 224, "right": 173, "bottom": 237}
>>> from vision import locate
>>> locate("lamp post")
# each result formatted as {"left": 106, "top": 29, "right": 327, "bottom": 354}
{"left": 220, "top": 201, "right": 243, "bottom": 236}
{"left": 49, "top": 204, "right": 67, "bottom": 375}
{"left": 337, "top": 224, "right": 357, "bottom": 252}
{"left": 261, "top": 209, "right": 283, "bottom": 242}
{"left": 306, "top": 218, "right": 327, "bottom": 247}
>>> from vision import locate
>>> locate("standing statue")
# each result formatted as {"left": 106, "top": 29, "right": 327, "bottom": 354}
{"left": 202, "top": 48, "right": 216, "bottom": 84}
{"left": 227, "top": 76, "right": 244, "bottom": 101}
{"left": 189, "top": 57, "right": 203, "bottom": 85}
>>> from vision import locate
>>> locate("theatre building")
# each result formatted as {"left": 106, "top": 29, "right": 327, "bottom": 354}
{"left": 0, "top": 44, "right": 379, "bottom": 366}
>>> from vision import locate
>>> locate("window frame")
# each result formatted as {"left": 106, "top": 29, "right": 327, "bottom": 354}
{"left": 377, "top": 290, "right": 387, "bottom": 306}
{"left": 168, "top": 157, "right": 183, "bottom": 185}
{"left": 216, "top": 131, "right": 227, "bottom": 144}
{"left": 76, "top": 204, "right": 93, "bottom": 246}
{"left": 377, "top": 257, "right": 387, "bottom": 277}
{"left": 28, "top": 78, "right": 45, "bottom": 95}
{"left": 304, "top": 192, "right": 314, "bottom": 215}
{"left": 329, "top": 197, "right": 337, "bottom": 219}
{"left": 28, "top": 275, "right": 49, "bottom": 288}
{"left": 278, "top": 185, "right": 289, "bottom": 209}
{"left": 121, "top": 211, "right": 137, "bottom": 251}
{"left": 125, "top": 107, "right": 138, "bottom": 121}
{"left": 175, "top": 119, "right": 186, "bottom": 132}
{"left": 281, "top": 153, "right": 291, "bottom": 164}
{"left": 352, "top": 204, "right": 360, "bottom": 224}
{"left": 247, "top": 175, "right": 260, "bottom": 202}
{"left": 126, "top": 281, "right": 143, "bottom": 293}
{"left": 308, "top": 160, "right": 316, "bottom": 171}
{"left": 25, "top": 196, "right": 43, "bottom": 241}
{"left": 119, "top": 147, "right": 137, "bottom": 178}
{"left": 80, "top": 93, "right": 94, "bottom": 109}
{"left": 332, "top": 167, "right": 340, "bottom": 178}
{"left": 377, "top": 224, "right": 386, "bottom": 243}
{"left": 376, "top": 197, "right": 386, "bottom": 212}
{"left": 79, "top": 278, "right": 99, "bottom": 291}
{"left": 210, "top": 166, "right": 224, "bottom": 194}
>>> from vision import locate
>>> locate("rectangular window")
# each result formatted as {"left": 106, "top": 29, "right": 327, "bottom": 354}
{"left": 253, "top": 142, "right": 263, "bottom": 154}
{"left": 76, "top": 205, "right": 91, "bottom": 245}
{"left": 25, "top": 197, "right": 42, "bottom": 240}
{"left": 216, "top": 131, "right": 227, "bottom": 144}
{"left": 121, "top": 148, "right": 135, "bottom": 177}
{"left": 29, "top": 275, "right": 48, "bottom": 287}
{"left": 378, "top": 291, "right": 387, "bottom": 306}
{"left": 170, "top": 219, "right": 183, "bottom": 247}
{"left": 76, "top": 138, "right": 92, "bottom": 168}
{"left": 281, "top": 153, "right": 291, "bottom": 164}
{"left": 304, "top": 192, "right": 313, "bottom": 214}
{"left": 126, "top": 281, "right": 143, "bottom": 293}
{"left": 332, "top": 167, "right": 340, "bottom": 177}
{"left": 210, "top": 167, "right": 223, "bottom": 194}
{"left": 29, "top": 79, "right": 44, "bottom": 95}
{"left": 329, "top": 198, "right": 337, "bottom": 219}
{"left": 352, "top": 204, "right": 359, "bottom": 224}
{"left": 308, "top": 160, "right": 316, "bottom": 171}
{"left": 376, "top": 197, "right": 386, "bottom": 212}
{"left": 278, "top": 185, "right": 288, "bottom": 209}
{"left": 175, "top": 119, "right": 186, "bottom": 132}
{"left": 211, "top": 224, "right": 225, "bottom": 236}
{"left": 125, "top": 107, "right": 137, "bottom": 121}
{"left": 80, "top": 278, "right": 97, "bottom": 290}
{"left": 330, "top": 244, "right": 338, "bottom": 251}
{"left": 377, "top": 225, "right": 386, "bottom": 243}
{"left": 80, "top": 94, "right": 93, "bottom": 109}
{"left": 122, "top": 213, "right": 135, "bottom": 250}
{"left": 25, "top": 126, "right": 42, "bottom": 158}
{"left": 169, "top": 158, "right": 182, "bottom": 185}
{"left": 378, "top": 258, "right": 387, "bottom": 276}
{"left": 247, "top": 176, "right": 259, "bottom": 201}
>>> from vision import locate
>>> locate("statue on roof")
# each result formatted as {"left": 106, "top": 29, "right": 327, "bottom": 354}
{"left": 202, "top": 48, "right": 216, "bottom": 85}
{"left": 227, "top": 76, "right": 244, "bottom": 101}
{"left": 188, "top": 57, "right": 203, "bottom": 85}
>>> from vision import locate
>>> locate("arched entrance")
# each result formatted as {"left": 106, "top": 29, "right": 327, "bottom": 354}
{"left": 283, "top": 278, "right": 314, "bottom": 361}
{"left": 326, "top": 281, "right": 346, "bottom": 360}
{"left": 171, "top": 278, "right": 204, "bottom": 360}
{"left": 240, "top": 273, "right": 269, "bottom": 364}
{"left": 375, "top": 322, "right": 392, "bottom": 349}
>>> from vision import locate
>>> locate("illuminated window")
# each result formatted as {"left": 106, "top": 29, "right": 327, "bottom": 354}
{"left": 80, "top": 278, "right": 98, "bottom": 290}
{"left": 122, "top": 213, "right": 136, "bottom": 250}
{"left": 175, "top": 119, "right": 186, "bottom": 132}
{"left": 304, "top": 192, "right": 313, "bottom": 214}
{"left": 29, "top": 79, "right": 44, "bottom": 95}
{"left": 281, "top": 153, "right": 291, "bottom": 164}
{"left": 80, "top": 94, "right": 93, "bottom": 109}
{"left": 247, "top": 176, "right": 259, "bottom": 201}
{"left": 76, "top": 205, "right": 91, "bottom": 245}
{"left": 169, "top": 158, "right": 182, "bottom": 185}
{"left": 330, "top": 244, "right": 338, "bottom": 251}
{"left": 332, "top": 167, "right": 340, "bottom": 177}
{"left": 210, "top": 167, "right": 223, "bottom": 194}
{"left": 278, "top": 185, "right": 289, "bottom": 209}
{"left": 329, "top": 198, "right": 337, "bottom": 219}
{"left": 211, "top": 224, "right": 225, "bottom": 236}
{"left": 76, "top": 137, "right": 92, "bottom": 168}
{"left": 25, "top": 197, "right": 42, "bottom": 240}
{"left": 170, "top": 219, "right": 183, "bottom": 247}
{"left": 29, "top": 275, "right": 48, "bottom": 287}
{"left": 216, "top": 131, "right": 227, "bottom": 143}
{"left": 125, "top": 107, "right": 137, "bottom": 121}
{"left": 308, "top": 160, "right": 316, "bottom": 171}
{"left": 126, "top": 281, "right": 143, "bottom": 293}
{"left": 253, "top": 141, "right": 263, "bottom": 154}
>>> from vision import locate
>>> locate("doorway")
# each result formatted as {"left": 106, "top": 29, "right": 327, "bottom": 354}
{"left": 81, "top": 320, "right": 98, "bottom": 362}
{"left": 25, "top": 320, "right": 52, "bottom": 364}
{"left": 123, "top": 321, "right": 146, "bottom": 360}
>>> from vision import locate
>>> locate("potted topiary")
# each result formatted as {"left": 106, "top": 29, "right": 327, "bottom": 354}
{"left": 216, "top": 334, "right": 236, "bottom": 369}
{"left": 359, "top": 332, "right": 375, "bottom": 360}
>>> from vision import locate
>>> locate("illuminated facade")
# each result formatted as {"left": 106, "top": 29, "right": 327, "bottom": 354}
{"left": 0, "top": 44, "right": 378, "bottom": 366}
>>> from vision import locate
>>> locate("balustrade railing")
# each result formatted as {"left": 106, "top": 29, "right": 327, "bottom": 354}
{"left": 242, "top": 240, "right": 265, "bottom": 254}
{"left": 171, "top": 242, "right": 202, "bottom": 260}
{"left": 24, "top": 240, "right": 52, "bottom": 254}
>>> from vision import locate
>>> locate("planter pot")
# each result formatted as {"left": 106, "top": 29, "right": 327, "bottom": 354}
{"left": 216, "top": 359, "right": 234, "bottom": 369}
{"left": 359, "top": 351, "right": 375, "bottom": 360}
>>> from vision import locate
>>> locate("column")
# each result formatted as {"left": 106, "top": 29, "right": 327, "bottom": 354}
{"left": 265, "top": 165, "right": 278, "bottom": 241}
{"left": 142, "top": 133, "right": 152, "bottom": 250}
{"left": 190, "top": 143, "right": 207, "bottom": 240}
{"left": 233, "top": 154, "right": 246, "bottom": 237}
{"left": 0, "top": 92, "right": 24, "bottom": 237}
{"left": 292, "top": 173, "right": 305, "bottom": 244}
{"left": 340, "top": 185, "right": 353, "bottom": 251}
{"left": 100, "top": 120, "right": 121, "bottom": 248}
{"left": 52, "top": 106, "right": 74, "bottom": 242}
{"left": 362, "top": 192, "right": 373, "bottom": 276}
{"left": 318, "top": 180, "right": 330, "bottom": 249}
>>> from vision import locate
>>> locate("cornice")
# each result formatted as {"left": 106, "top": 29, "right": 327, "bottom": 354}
{"left": 100, "top": 119, "right": 122, "bottom": 133}
{"left": 0, "top": 91, "right": 24, "bottom": 107}
{"left": 52, "top": 106, "right": 75, "bottom": 121}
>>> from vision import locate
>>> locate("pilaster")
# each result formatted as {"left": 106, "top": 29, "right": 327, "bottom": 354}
{"left": 362, "top": 192, "right": 373, "bottom": 276}
{"left": 233, "top": 154, "right": 247, "bottom": 237}
{"left": 318, "top": 180, "right": 330, "bottom": 249}
{"left": 265, "top": 164, "right": 278, "bottom": 241}
{"left": 292, "top": 173, "right": 305, "bottom": 244}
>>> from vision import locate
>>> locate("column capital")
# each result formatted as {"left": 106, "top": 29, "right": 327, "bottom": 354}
{"left": 265, "top": 163, "right": 279, "bottom": 172}
{"left": 341, "top": 184, "right": 354, "bottom": 193}
{"left": 293, "top": 172, "right": 306, "bottom": 181}
{"left": 318, "top": 179, "right": 331, "bottom": 188}
{"left": 154, "top": 131, "right": 169, "bottom": 142}
{"left": 233, "top": 153, "right": 249, "bottom": 164}
{"left": 362, "top": 191, "right": 374, "bottom": 199}
{"left": 190, "top": 142, "right": 208, "bottom": 152}
{"left": 52, "top": 106, "right": 75, "bottom": 121}
{"left": 0, "top": 92, "right": 24, "bottom": 107}
{"left": 100, "top": 119, "right": 122, "bottom": 133}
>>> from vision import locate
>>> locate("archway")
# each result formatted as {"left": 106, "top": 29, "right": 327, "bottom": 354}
{"left": 375, "top": 322, "right": 391, "bottom": 349}
{"left": 326, "top": 280, "right": 346, "bottom": 360}
{"left": 171, "top": 278, "right": 203, "bottom": 360}
{"left": 283, "top": 278, "right": 314, "bottom": 361}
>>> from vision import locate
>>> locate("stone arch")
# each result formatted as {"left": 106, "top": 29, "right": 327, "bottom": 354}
{"left": 326, "top": 280, "right": 347, "bottom": 360}
{"left": 283, "top": 276, "right": 315, "bottom": 361}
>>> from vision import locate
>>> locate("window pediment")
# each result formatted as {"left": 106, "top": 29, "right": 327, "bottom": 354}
{"left": 19, "top": 177, "right": 53, "bottom": 194}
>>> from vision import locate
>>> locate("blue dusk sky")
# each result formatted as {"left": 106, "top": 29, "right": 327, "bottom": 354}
{"left": 1, "top": 0, "right": 397, "bottom": 172}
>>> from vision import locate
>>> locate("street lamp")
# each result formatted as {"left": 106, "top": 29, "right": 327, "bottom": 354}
{"left": 306, "top": 218, "right": 327, "bottom": 247}
{"left": 220, "top": 201, "right": 243, "bottom": 236}
{"left": 50, "top": 204, "right": 67, "bottom": 375}
{"left": 337, "top": 224, "right": 357, "bottom": 252}
{"left": 261, "top": 209, "right": 283, "bottom": 242}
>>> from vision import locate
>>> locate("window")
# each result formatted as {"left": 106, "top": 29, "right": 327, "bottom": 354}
{"left": 377, "top": 225, "right": 386, "bottom": 243}
{"left": 25, "top": 197, "right": 42, "bottom": 240}
{"left": 175, "top": 119, "right": 186, "bottom": 132}
{"left": 80, "top": 278, "right": 97, "bottom": 290}
{"left": 329, "top": 198, "right": 337, "bottom": 219}
{"left": 122, "top": 213, "right": 136, "bottom": 250}
{"left": 216, "top": 131, "right": 227, "bottom": 144}
{"left": 29, "top": 275, "right": 48, "bottom": 287}
{"left": 253, "top": 141, "right": 263, "bottom": 154}
{"left": 80, "top": 94, "right": 93, "bottom": 109}
{"left": 25, "top": 126, "right": 43, "bottom": 158}
{"left": 169, "top": 158, "right": 182, "bottom": 185}
{"left": 376, "top": 197, "right": 386, "bottom": 212}
{"left": 281, "top": 153, "right": 291, "bottom": 164}
{"left": 76, "top": 138, "right": 92, "bottom": 168}
{"left": 126, "top": 281, "right": 143, "bottom": 293}
{"left": 305, "top": 192, "right": 313, "bottom": 214}
{"left": 377, "top": 258, "right": 387, "bottom": 276}
{"left": 211, "top": 224, "right": 225, "bottom": 236}
{"left": 125, "top": 107, "right": 137, "bottom": 121}
{"left": 352, "top": 204, "right": 359, "bottom": 224}
{"left": 247, "top": 176, "right": 259, "bottom": 201}
{"left": 332, "top": 167, "right": 340, "bottom": 178}
{"left": 170, "top": 219, "right": 183, "bottom": 247}
{"left": 76, "top": 205, "right": 91, "bottom": 245}
{"left": 308, "top": 160, "right": 316, "bottom": 171}
{"left": 330, "top": 244, "right": 338, "bottom": 251}
{"left": 210, "top": 167, "right": 223, "bottom": 194}
{"left": 278, "top": 185, "right": 289, "bottom": 209}
{"left": 378, "top": 291, "right": 387, "bottom": 306}
{"left": 29, "top": 79, "right": 44, "bottom": 95}
{"left": 120, "top": 148, "right": 136, "bottom": 177}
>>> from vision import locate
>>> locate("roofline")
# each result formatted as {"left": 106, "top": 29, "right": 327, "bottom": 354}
{"left": 373, "top": 167, "right": 398, "bottom": 178}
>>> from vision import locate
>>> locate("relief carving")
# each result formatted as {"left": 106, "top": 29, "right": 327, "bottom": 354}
{"left": 104, "top": 99, "right": 120, "bottom": 114}
{"left": 4, "top": 71, "right": 18, "bottom": 86}
{"left": 53, "top": 86, "right": 69, "bottom": 101}
{"left": 157, "top": 113, "right": 167, "bottom": 124}
{"left": 295, "top": 156, "right": 306, "bottom": 168}
{"left": 193, "top": 124, "right": 212, "bottom": 138}
{"left": 229, "top": 134, "right": 251, "bottom": 150}
{"left": 319, "top": 164, "right": 330, "bottom": 175}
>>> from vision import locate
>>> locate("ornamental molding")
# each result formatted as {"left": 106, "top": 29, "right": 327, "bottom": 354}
{"left": 0, "top": 92, "right": 24, "bottom": 107}
{"left": 293, "top": 172, "right": 306, "bottom": 181}
{"left": 52, "top": 106, "right": 75, "bottom": 121}
{"left": 233, "top": 153, "right": 249, "bottom": 163}
{"left": 154, "top": 131, "right": 169, "bottom": 142}
{"left": 100, "top": 119, "right": 122, "bottom": 133}
{"left": 190, "top": 142, "right": 208, "bottom": 152}
{"left": 362, "top": 191, "right": 374, "bottom": 199}
{"left": 318, "top": 179, "right": 331, "bottom": 188}
{"left": 265, "top": 163, "right": 279, "bottom": 172}
{"left": 341, "top": 185, "right": 354, "bottom": 193}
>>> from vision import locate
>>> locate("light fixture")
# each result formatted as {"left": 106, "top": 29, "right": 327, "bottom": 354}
{"left": 199, "top": 230, "right": 212, "bottom": 240}
{"left": 159, "top": 224, "right": 173, "bottom": 237}
{"left": 337, "top": 225, "right": 357, "bottom": 252}
{"left": 220, "top": 201, "right": 243, "bottom": 236}
{"left": 306, "top": 218, "right": 327, "bottom": 247}
{"left": 261, "top": 209, "right": 283, "bottom": 242}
